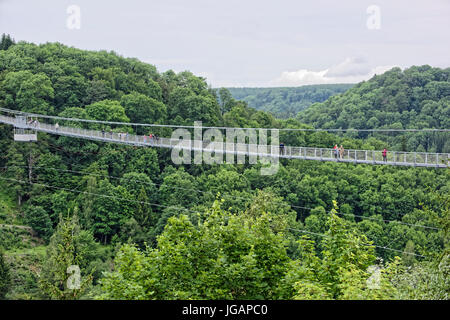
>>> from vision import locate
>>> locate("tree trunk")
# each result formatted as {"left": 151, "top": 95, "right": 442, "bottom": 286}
{"left": 28, "top": 152, "right": 33, "bottom": 183}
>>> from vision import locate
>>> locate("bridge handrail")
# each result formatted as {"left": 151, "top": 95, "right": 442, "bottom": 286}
{"left": 0, "top": 113, "right": 448, "bottom": 168}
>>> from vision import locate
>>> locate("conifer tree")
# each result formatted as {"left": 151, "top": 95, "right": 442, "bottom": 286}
{"left": 39, "top": 214, "right": 93, "bottom": 300}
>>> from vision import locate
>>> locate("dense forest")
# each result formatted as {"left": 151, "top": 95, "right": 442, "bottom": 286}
{"left": 297, "top": 66, "right": 450, "bottom": 153}
{"left": 227, "top": 85, "right": 354, "bottom": 119}
{"left": 0, "top": 36, "right": 448, "bottom": 300}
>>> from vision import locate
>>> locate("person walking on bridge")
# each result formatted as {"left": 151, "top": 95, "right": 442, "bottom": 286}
{"left": 339, "top": 145, "right": 344, "bottom": 160}
{"left": 149, "top": 133, "right": 154, "bottom": 145}
{"left": 333, "top": 144, "right": 339, "bottom": 159}
{"left": 382, "top": 148, "right": 387, "bottom": 162}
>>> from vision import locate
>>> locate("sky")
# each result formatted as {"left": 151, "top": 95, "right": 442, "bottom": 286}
{"left": 0, "top": 0, "right": 449, "bottom": 87}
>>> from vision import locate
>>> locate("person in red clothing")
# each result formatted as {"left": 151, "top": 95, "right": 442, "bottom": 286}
{"left": 333, "top": 144, "right": 338, "bottom": 159}
{"left": 382, "top": 148, "right": 387, "bottom": 162}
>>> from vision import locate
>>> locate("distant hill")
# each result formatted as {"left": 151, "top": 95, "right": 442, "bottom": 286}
{"left": 227, "top": 84, "right": 354, "bottom": 119}
{"left": 296, "top": 65, "right": 450, "bottom": 152}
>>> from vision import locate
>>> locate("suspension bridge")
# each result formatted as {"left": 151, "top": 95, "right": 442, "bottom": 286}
{"left": 0, "top": 108, "right": 448, "bottom": 168}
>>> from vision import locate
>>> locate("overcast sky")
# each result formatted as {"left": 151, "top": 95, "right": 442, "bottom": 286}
{"left": 1, "top": 0, "right": 449, "bottom": 87}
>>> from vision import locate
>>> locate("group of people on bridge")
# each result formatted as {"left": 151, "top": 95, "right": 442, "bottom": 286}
{"left": 334, "top": 144, "right": 388, "bottom": 162}
{"left": 99, "top": 129, "right": 159, "bottom": 144}
{"left": 333, "top": 144, "right": 345, "bottom": 159}
{"left": 280, "top": 142, "right": 389, "bottom": 162}
{"left": 27, "top": 118, "right": 40, "bottom": 127}
{"left": 143, "top": 133, "right": 159, "bottom": 143}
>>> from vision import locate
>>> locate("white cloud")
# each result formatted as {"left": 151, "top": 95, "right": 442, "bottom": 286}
{"left": 325, "top": 57, "right": 371, "bottom": 77}
{"left": 270, "top": 58, "right": 397, "bottom": 87}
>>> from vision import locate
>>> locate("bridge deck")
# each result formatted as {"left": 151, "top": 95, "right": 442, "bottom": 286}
{"left": 0, "top": 114, "right": 448, "bottom": 168}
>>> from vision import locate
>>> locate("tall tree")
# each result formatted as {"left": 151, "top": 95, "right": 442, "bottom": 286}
{"left": 0, "top": 34, "right": 15, "bottom": 50}
{"left": 2, "top": 71, "right": 54, "bottom": 114}
{"left": 218, "top": 88, "right": 235, "bottom": 115}
{"left": 39, "top": 214, "right": 93, "bottom": 300}
{"left": 120, "top": 92, "right": 167, "bottom": 126}
{"left": 4, "top": 144, "right": 27, "bottom": 205}
{"left": 24, "top": 206, "right": 53, "bottom": 242}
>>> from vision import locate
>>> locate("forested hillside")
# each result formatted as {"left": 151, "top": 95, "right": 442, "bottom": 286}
{"left": 0, "top": 38, "right": 448, "bottom": 300}
{"left": 227, "top": 84, "right": 354, "bottom": 119}
{"left": 297, "top": 66, "right": 450, "bottom": 153}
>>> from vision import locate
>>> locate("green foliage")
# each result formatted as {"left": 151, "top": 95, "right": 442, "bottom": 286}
{"left": 244, "top": 189, "right": 298, "bottom": 234}
{"left": 1, "top": 70, "right": 54, "bottom": 114}
{"left": 218, "top": 87, "right": 235, "bottom": 114}
{"left": 297, "top": 66, "right": 450, "bottom": 152}
{"left": 3, "top": 143, "right": 27, "bottom": 205}
{"left": 34, "top": 152, "right": 68, "bottom": 188}
{"left": 392, "top": 258, "right": 449, "bottom": 300}
{"left": 23, "top": 206, "right": 53, "bottom": 242}
{"left": 0, "top": 34, "right": 15, "bottom": 51}
{"left": 392, "top": 191, "right": 450, "bottom": 299}
{"left": 123, "top": 148, "right": 160, "bottom": 179}
{"left": 53, "top": 74, "right": 87, "bottom": 112}
{"left": 119, "top": 172, "right": 156, "bottom": 227}
{"left": 85, "top": 99, "right": 130, "bottom": 123}
{"left": 0, "top": 41, "right": 224, "bottom": 128}
{"left": 0, "top": 226, "right": 40, "bottom": 250}
{"left": 280, "top": 202, "right": 399, "bottom": 300}
{"left": 2, "top": 246, "right": 46, "bottom": 300}
{"left": 0, "top": 38, "right": 448, "bottom": 300}
{"left": 0, "top": 249, "right": 11, "bottom": 299}
{"left": 88, "top": 179, "right": 133, "bottom": 243}
{"left": 228, "top": 84, "right": 354, "bottom": 118}
{"left": 99, "top": 200, "right": 291, "bottom": 299}
{"left": 120, "top": 92, "right": 166, "bottom": 125}
{"left": 169, "top": 87, "right": 221, "bottom": 126}
{"left": 39, "top": 214, "right": 93, "bottom": 299}
{"left": 159, "top": 168, "right": 199, "bottom": 208}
